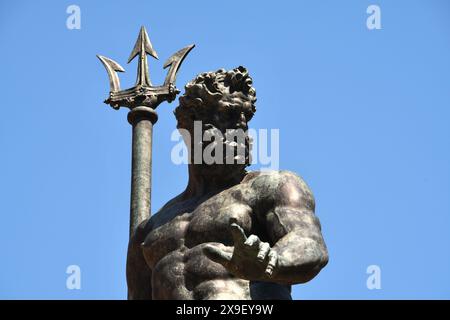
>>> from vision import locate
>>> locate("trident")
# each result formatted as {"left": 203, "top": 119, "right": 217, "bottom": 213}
{"left": 97, "top": 26, "right": 194, "bottom": 238}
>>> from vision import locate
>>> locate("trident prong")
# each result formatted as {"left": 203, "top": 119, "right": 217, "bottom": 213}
{"left": 97, "top": 25, "right": 194, "bottom": 111}
{"left": 163, "top": 44, "right": 195, "bottom": 87}
{"left": 96, "top": 55, "right": 125, "bottom": 93}
{"left": 127, "top": 26, "right": 158, "bottom": 87}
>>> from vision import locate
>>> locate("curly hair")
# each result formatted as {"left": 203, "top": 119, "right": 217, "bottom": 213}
{"left": 174, "top": 66, "right": 257, "bottom": 130}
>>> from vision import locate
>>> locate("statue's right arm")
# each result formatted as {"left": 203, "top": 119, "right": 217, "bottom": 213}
{"left": 126, "top": 220, "right": 153, "bottom": 300}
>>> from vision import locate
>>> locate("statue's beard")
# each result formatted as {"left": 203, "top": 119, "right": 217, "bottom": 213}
{"left": 187, "top": 125, "right": 252, "bottom": 178}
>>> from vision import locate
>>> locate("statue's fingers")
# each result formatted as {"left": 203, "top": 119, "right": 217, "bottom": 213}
{"left": 203, "top": 245, "right": 233, "bottom": 267}
{"left": 265, "top": 250, "right": 278, "bottom": 277}
{"left": 244, "top": 234, "right": 260, "bottom": 248}
{"left": 256, "top": 242, "right": 270, "bottom": 262}
{"left": 230, "top": 222, "right": 247, "bottom": 245}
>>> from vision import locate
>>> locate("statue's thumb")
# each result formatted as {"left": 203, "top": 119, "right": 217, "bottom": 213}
{"left": 203, "top": 245, "right": 232, "bottom": 266}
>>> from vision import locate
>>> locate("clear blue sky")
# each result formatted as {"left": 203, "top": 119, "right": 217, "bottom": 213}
{"left": 0, "top": 0, "right": 449, "bottom": 299}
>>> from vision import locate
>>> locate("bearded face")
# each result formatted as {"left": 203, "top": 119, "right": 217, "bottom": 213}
{"left": 175, "top": 67, "right": 256, "bottom": 177}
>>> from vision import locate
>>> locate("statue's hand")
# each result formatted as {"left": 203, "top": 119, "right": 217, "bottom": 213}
{"left": 203, "top": 218, "right": 278, "bottom": 281}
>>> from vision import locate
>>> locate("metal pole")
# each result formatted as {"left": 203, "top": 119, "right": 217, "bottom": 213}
{"left": 127, "top": 106, "right": 158, "bottom": 238}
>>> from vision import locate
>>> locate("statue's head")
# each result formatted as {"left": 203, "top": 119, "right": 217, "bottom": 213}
{"left": 175, "top": 66, "right": 256, "bottom": 177}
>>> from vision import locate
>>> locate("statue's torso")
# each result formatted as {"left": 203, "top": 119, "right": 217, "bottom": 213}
{"left": 141, "top": 171, "right": 292, "bottom": 300}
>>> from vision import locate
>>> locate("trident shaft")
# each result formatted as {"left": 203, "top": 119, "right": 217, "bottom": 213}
{"left": 97, "top": 26, "right": 194, "bottom": 237}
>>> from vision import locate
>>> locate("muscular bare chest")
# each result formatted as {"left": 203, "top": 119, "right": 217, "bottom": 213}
{"left": 141, "top": 186, "right": 256, "bottom": 269}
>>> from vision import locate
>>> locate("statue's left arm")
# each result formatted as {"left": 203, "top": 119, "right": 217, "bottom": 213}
{"left": 260, "top": 172, "right": 328, "bottom": 284}
{"left": 204, "top": 171, "right": 328, "bottom": 285}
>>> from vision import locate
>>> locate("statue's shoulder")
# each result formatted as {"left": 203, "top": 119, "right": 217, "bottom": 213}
{"left": 243, "top": 170, "right": 315, "bottom": 209}
{"left": 243, "top": 169, "right": 310, "bottom": 187}
{"left": 146, "top": 193, "right": 186, "bottom": 229}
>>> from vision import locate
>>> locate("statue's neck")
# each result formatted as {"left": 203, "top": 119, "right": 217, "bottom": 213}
{"left": 182, "top": 164, "right": 246, "bottom": 199}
